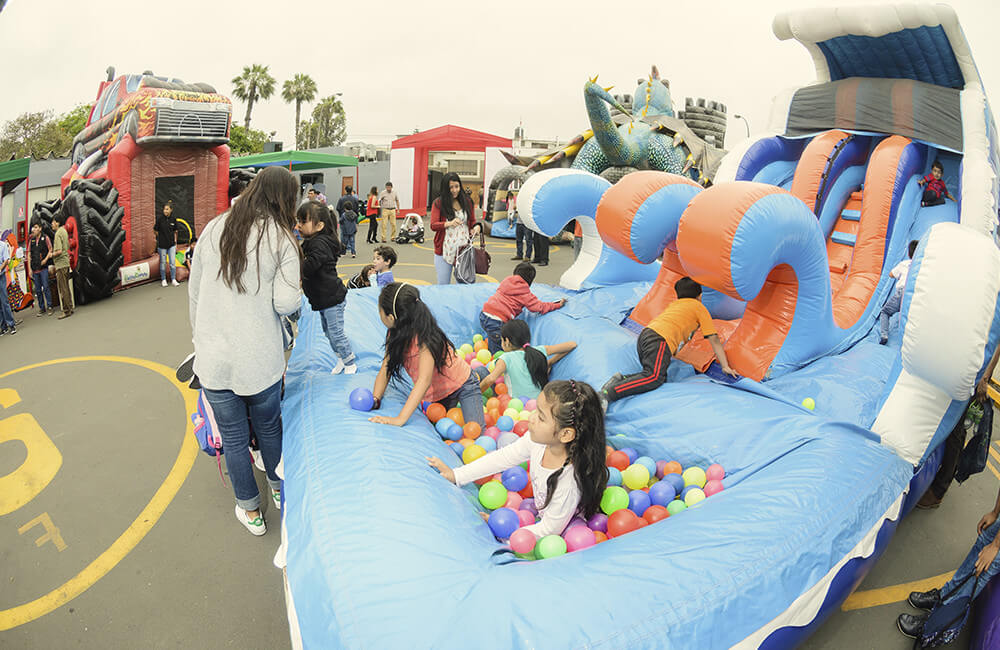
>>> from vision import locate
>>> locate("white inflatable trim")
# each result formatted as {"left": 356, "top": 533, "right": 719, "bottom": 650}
{"left": 959, "top": 87, "right": 999, "bottom": 237}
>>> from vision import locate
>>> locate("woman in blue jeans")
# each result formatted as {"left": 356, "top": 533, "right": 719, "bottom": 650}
{"left": 155, "top": 201, "right": 179, "bottom": 287}
{"left": 188, "top": 167, "right": 302, "bottom": 536}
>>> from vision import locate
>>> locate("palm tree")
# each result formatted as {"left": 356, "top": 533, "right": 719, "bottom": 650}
{"left": 231, "top": 64, "right": 276, "bottom": 130}
{"left": 281, "top": 74, "right": 318, "bottom": 149}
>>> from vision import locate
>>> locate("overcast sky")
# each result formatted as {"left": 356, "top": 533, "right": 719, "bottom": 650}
{"left": 1, "top": 0, "right": 998, "bottom": 150}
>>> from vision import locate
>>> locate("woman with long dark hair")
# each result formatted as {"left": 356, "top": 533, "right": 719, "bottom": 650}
{"left": 188, "top": 166, "right": 302, "bottom": 536}
{"left": 429, "top": 171, "right": 482, "bottom": 284}
{"left": 365, "top": 185, "right": 380, "bottom": 244}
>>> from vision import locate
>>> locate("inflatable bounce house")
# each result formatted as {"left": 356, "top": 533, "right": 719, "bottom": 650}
{"left": 278, "top": 5, "right": 1000, "bottom": 648}
{"left": 29, "top": 67, "right": 231, "bottom": 304}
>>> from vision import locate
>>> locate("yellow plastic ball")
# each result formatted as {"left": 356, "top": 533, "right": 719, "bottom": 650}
{"left": 463, "top": 444, "right": 487, "bottom": 464}
{"left": 476, "top": 349, "right": 492, "bottom": 364}
{"left": 622, "top": 463, "right": 650, "bottom": 490}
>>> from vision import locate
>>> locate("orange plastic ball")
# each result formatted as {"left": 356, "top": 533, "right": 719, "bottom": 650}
{"left": 425, "top": 403, "right": 447, "bottom": 424}
{"left": 474, "top": 340, "right": 488, "bottom": 352}
{"left": 607, "top": 451, "right": 630, "bottom": 471}
{"left": 463, "top": 422, "right": 482, "bottom": 440}
{"left": 494, "top": 383, "right": 508, "bottom": 396}
{"left": 486, "top": 397, "right": 500, "bottom": 412}
{"left": 458, "top": 438, "right": 474, "bottom": 448}
{"left": 665, "top": 461, "right": 683, "bottom": 475}
{"left": 512, "top": 420, "right": 531, "bottom": 437}
{"left": 519, "top": 482, "right": 534, "bottom": 498}
{"left": 594, "top": 531, "right": 609, "bottom": 543}
{"left": 484, "top": 412, "right": 497, "bottom": 427}
{"left": 643, "top": 505, "right": 670, "bottom": 524}
{"left": 446, "top": 408, "right": 465, "bottom": 426}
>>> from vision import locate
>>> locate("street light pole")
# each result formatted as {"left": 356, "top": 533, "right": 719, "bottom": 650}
{"left": 734, "top": 114, "right": 750, "bottom": 138}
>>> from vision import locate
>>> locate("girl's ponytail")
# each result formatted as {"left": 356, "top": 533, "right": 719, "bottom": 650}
{"left": 538, "top": 379, "right": 608, "bottom": 518}
{"left": 500, "top": 319, "right": 549, "bottom": 390}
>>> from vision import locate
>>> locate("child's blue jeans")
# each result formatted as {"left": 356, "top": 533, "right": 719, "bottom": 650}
{"left": 319, "top": 302, "right": 355, "bottom": 366}
{"left": 341, "top": 233, "right": 356, "bottom": 255}
{"left": 940, "top": 519, "right": 1000, "bottom": 602}
{"left": 203, "top": 378, "right": 283, "bottom": 511}
{"left": 879, "top": 288, "right": 903, "bottom": 342}
{"left": 479, "top": 311, "right": 503, "bottom": 354}
{"left": 439, "top": 370, "right": 487, "bottom": 427}
{"left": 158, "top": 245, "right": 177, "bottom": 282}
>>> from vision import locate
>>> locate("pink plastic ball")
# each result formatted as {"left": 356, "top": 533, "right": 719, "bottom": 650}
{"left": 470, "top": 360, "right": 484, "bottom": 370}
{"left": 505, "top": 492, "right": 523, "bottom": 510}
{"left": 495, "top": 376, "right": 505, "bottom": 384}
{"left": 524, "top": 399, "right": 537, "bottom": 411}
{"left": 655, "top": 460, "right": 669, "bottom": 479}
{"left": 510, "top": 528, "right": 536, "bottom": 554}
{"left": 704, "top": 479, "right": 724, "bottom": 497}
{"left": 517, "top": 509, "right": 536, "bottom": 527}
{"left": 483, "top": 426, "right": 501, "bottom": 441}
{"left": 569, "top": 516, "right": 588, "bottom": 530}
{"left": 706, "top": 463, "right": 725, "bottom": 482}
{"left": 563, "top": 525, "right": 596, "bottom": 552}
{"left": 465, "top": 353, "right": 474, "bottom": 363}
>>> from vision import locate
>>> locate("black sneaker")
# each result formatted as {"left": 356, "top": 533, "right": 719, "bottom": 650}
{"left": 8, "top": 328, "right": 16, "bottom": 335}
{"left": 537, "top": 261, "right": 549, "bottom": 266}
{"left": 896, "top": 612, "right": 928, "bottom": 639}
{"left": 511, "top": 256, "right": 523, "bottom": 261}
{"left": 907, "top": 588, "right": 941, "bottom": 611}
{"left": 175, "top": 352, "right": 196, "bottom": 383}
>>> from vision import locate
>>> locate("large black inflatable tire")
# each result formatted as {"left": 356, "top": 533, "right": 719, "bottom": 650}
{"left": 229, "top": 168, "right": 258, "bottom": 199}
{"left": 31, "top": 198, "right": 61, "bottom": 240}
{"left": 599, "top": 166, "right": 638, "bottom": 184}
{"left": 61, "top": 179, "right": 125, "bottom": 305}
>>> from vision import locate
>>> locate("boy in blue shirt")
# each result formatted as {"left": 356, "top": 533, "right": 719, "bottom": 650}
{"left": 369, "top": 245, "right": 397, "bottom": 288}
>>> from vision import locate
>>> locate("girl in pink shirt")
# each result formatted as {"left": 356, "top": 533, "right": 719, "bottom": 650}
{"left": 369, "top": 283, "right": 486, "bottom": 428}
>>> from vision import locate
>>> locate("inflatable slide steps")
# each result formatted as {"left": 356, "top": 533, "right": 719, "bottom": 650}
{"left": 827, "top": 189, "right": 863, "bottom": 293}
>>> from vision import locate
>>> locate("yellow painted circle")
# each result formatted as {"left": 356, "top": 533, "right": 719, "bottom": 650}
{"left": 0, "top": 356, "right": 199, "bottom": 630}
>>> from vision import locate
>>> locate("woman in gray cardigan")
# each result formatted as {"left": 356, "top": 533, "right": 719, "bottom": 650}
{"left": 188, "top": 166, "right": 302, "bottom": 536}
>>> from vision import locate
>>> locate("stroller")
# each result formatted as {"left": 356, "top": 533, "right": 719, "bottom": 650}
{"left": 395, "top": 213, "right": 425, "bottom": 244}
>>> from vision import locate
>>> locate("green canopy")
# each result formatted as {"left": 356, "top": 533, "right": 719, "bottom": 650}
{"left": 229, "top": 150, "right": 358, "bottom": 171}
{"left": 0, "top": 158, "right": 30, "bottom": 184}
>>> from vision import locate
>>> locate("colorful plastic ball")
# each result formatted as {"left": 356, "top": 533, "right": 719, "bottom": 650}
{"left": 458, "top": 438, "right": 474, "bottom": 448}
{"left": 635, "top": 517, "right": 649, "bottom": 529}
{"left": 512, "top": 420, "right": 531, "bottom": 437}
{"left": 606, "top": 509, "right": 640, "bottom": 537}
{"left": 620, "top": 447, "right": 639, "bottom": 464}
{"left": 475, "top": 436, "right": 497, "bottom": 453}
{"left": 627, "top": 489, "right": 652, "bottom": 516}
{"left": 647, "top": 477, "right": 659, "bottom": 487}
{"left": 507, "top": 398, "right": 524, "bottom": 413}
{"left": 348, "top": 387, "right": 375, "bottom": 411}
{"left": 498, "top": 432, "right": 519, "bottom": 448}
{"left": 524, "top": 399, "right": 537, "bottom": 411}
{"left": 465, "top": 353, "right": 475, "bottom": 364}
{"left": 496, "top": 415, "right": 515, "bottom": 432}
{"left": 426, "top": 403, "right": 447, "bottom": 424}
{"left": 446, "top": 408, "right": 465, "bottom": 426}
{"left": 519, "top": 497, "right": 537, "bottom": 516}
{"left": 504, "top": 491, "right": 523, "bottom": 510}
{"left": 536, "top": 534, "right": 567, "bottom": 559}
{"left": 517, "top": 509, "right": 536, "bottom": 527}
{"left": 664, "top": 473, "right": 685, "bottom": 494}
{"left": 664, "top": 461, "right": 683, "bottom": 475}
{"left": 476, "top": 349, "right": 491, "bottom": 364}
{"left": 587, "top": 512, "right": 609, "bottom": 533}
{"left": 473, "top": 333, "right": 483, "bottom": 343}
{"left": 600, "top": 486, "right": 630, "bottom": 515}
{"left": 495, "top": 375, "right": 505, "bottom": 384}
{"left": 680, "top": 485, "right": 697, "bottom": 500}
{"left": 478, "top": 481, "right": 508, "bottom": 510}
{"left": 684, "top": 487, "right": 706, "bottom": 506}
{"left": 704, "top": 479, "right": 724, "bottom": 497}
{"left": 802, "top": 397, "right": 816, "bottom": 410}
{"left": 446, "top": 424, "right": 464, "bottom": 442}
{"left": 607, "top": 451, "right": 630, "bottom": 471}
{"left": 487, "top": 361, "right": 496, "bottom": 372}
{"left": 655, "top": 460, "right": 669, "bottom": 478}
{"left": 463, "top": 444, "right": 487, "bottom": 464}
{"left": 607, "top": 467, "right": 622, "bottom": 487}
{"left": 594, "top": 531, "right": 609, "bottom": 543}
{"left": 517, "top": 410, "right": 532, "bottom": 421}
{"left": 706, "top": 463, "right": 725, "bottom": 482}
{"left": 622, "top": 463, "right": 651, "bottom": 490}
{"left": 501, "top": 466, "right": 529, "bottom": 492}
{"left": 564, "top": 525, "right": 597, "bottom": 552}
{"left": 635, "top": 456, "right": 657, "bottom": 476}
{"left": 666, "top": 500, "right": 688, "bottom": 516}
{"left": 474, "top": 340, "right": 488, "bottom": 352}
{"left": 470, "top": 360, "right": 485, "bottom": 370}
{"left": 482, "top": 426, "right": 501, "bottom": 441}
{"left": 463, "top": 422, "right": 482, "bottom": 440}
{"left": 682, "top": 466, "right": 707, "bottom": 488}
{"left": 519, "top": 482, "right": 534, "bottom": 499}
{"left": 460, "top": 343, "right": 474, "bottom": 356}
{"left": 648, "top": 481, "right": 677, "bottom": 506}
{"left": 643, "top": 504, "right": 670, "bottom": 524}
{"left": 485, "top": 397, "right": 500, "bottom": 412}
{"left": 509, "top": 528, "right": 536, "bottom": 554}
{"left": 498, "top": 394, "right": 512, "bottom": 409}
{"left": 488, "top": 507, "right": 520, "bottom": 538}
{"left": 435, "top": 417, "right": 455, "bottom": 436}
{"left": 494, "top": 382, "right": 509, "bottom": 396}
{"left": 493, "top": 350, "right": 504, "bottom": 360}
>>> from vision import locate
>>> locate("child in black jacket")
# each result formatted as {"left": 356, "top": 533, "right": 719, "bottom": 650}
{"left": 296, "top": 201, "right": 357, "bottom": 374}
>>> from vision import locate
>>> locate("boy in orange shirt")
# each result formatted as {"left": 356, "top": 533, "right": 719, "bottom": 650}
{"left": 601, "top": 277, "right": 736, "bottom": 407}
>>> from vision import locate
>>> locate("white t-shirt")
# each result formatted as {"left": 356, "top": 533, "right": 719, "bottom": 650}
{"left": 891, "top": 259, "right": 911, "bottom": 295}
{"left": 452, "top": 434, "right": 581, "bottom": 538}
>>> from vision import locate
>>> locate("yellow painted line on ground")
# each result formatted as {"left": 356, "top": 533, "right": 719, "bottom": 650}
{"left": 988, "top": 459, "right": 1000, "bottom": 482}
{"left": 841, "top": 571, "right": 954, "bottom": 611}
{"left": 0, "top": 356, "right": 198, "bottom": 631}
{"left": 337, "top": 261, "right": 497, "bottom": 284}
{"left": 990, "top": 446, "right": 1000, "bottom": 464}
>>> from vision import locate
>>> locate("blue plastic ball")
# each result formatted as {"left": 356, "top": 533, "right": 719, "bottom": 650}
{"left": 452, "top": 444, "right": 464, "bottom": 458}
{"left": 497, "top": 432, "right": 520, "bottom": 448}
{"left": 446, "top": 424, "right": 464, "bottom": 442}
{"left": 607, "top": 467, "right": 622, "bottom": 487}
{"left": 635, "top": 456, "right": 657, "bottom": 476}
{"left": 496, "top": 415, "right": 515, "bottom": 432}
{"left": 435, "top": 417, "right": 456, "bottom": 436}
{"left": 627, "top": 489, "right": 652, "bottom": 516}
{"left": 501, "top": 466, "right": 529, "bottom": 492}
{"left": 349, "top": 387, "right": 375, "bottom": 411}
{"left": 648, "top": 481, "right": 677, "bottom": 506}
{"left": 476, "top": 436, "right": 497, "bottom": 452}
{"left": 664, "top": 473, "right": 685, "bottom": 494}
{"left": 620, "top": 447, "right": 639, "bottom": 464}
{"left": 487, "top": 507, "right": 520, "bottom": 539}
{"left": 420, "top": 400, "right": 430, "bottom": 413}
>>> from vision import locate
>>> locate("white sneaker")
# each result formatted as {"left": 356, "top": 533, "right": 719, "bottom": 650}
{"left": 331, "top": 359, "right": 345, "bottom": 375}
{"left": 171, "top": 279, "right": 180, "bottom": 286}
{"left": 344, "top": 363, "right": 358, "bottom": 374}
{"left": 161, "top": 279, "right": 167, "bottom": 287}
{"left": 250, "top": 448, "right": 265, "bottom": 472}
{"left": 235, "top": 504, "right": 266, "bottom": 536}
{"left": 272, "top": 490, "right": 281, "bottom": 511}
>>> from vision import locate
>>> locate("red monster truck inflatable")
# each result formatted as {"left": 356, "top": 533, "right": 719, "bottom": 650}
{"left": 30, "top": 67, "right": 232, "bottom": 304}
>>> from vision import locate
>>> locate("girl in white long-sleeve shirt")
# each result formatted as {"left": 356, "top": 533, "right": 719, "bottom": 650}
{"left": 428, "top": 379, "right": 608, "bottom": 539}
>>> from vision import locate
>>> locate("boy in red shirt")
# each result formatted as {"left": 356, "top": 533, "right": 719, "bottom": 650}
{"left": 601, "top": 277, "right": 736, "bottom": 408}
{"left": 919, "top": 159, "right": 956, "bottom": 207}
{"left": 480, "top": 262, "right": 565, "bottom": 353}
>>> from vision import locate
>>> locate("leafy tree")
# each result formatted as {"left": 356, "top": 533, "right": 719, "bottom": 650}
{"left": 281, "top": 74, "right": 317, "bottom": 149}
{"left": 228, "top": 124, "right": 274, "bottom": 156}
{"left": 298, "top": 95, "right": 346, "bottom": 149}
{"left": 57, "top": 103, "right": 93, "bottom": 140}
{"left": 231, "top": 64, "right": 276, "bottom": 130}
{"left": 0, "top": 110, "right": 73, "bottom": 160}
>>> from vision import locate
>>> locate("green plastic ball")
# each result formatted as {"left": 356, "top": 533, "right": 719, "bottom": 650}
{"left": 483, "top": 387, "right": 494, "bottom": 398}
{"left": 600, "top": 486, "right": 629, "bottom": 515}
{"left": 536, "top": 534, "right": 567, "bottom": 559}
{"left": 666, "top": 500, "right": 687, "bottom": 515}
{"left": 802, "top": 397, "right": 816, "bottom": 411}
{"left": 493, "top": 350, "right": 503, "bottom": 360}
{"left": 508, "top": 398, "right": 524, "bottom": 413}
{"left": 478, "top": 480, "right": 509, "bottom": 510}
{"left": 473, "top": 334, "right": 483, "bottom": 343}
{"left": 460, "top": 343, "right": 474, "bottom": 356}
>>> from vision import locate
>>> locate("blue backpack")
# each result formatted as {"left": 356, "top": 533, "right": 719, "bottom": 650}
{"left": 191, "top": 390, "right": 225, "bottom": 484}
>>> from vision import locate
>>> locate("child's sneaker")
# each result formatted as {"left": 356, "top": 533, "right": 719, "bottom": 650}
{"left": 171, "top": 279, "right": 180, "bottom": 287}
{"left": 161, "top": 279, "right": 168, "bottom": 287}
{"left": 331, "top": 358, "right": 345, "bottom": 375}
{"left": 234, "top": 504, "right": 266, "bottom": 536}
{"left": 272, "top": 490, "right": 281, "bottom": 511}
{"left": 344, "top": 363, "right": 358, "bottom": 374}
{"left": 250, "top": 448, "right": 265, "bottom": 472}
